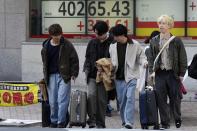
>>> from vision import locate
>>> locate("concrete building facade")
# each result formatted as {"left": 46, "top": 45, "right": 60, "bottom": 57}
{"left": 0, "top": 0, "right": 196, "bottom": 92}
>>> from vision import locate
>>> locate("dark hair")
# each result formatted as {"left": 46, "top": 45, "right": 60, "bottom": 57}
{"left": 144, "top": 30, "right": 160, "bottom": 44}
{"left": 93, "top": 21, "right": 109, "bottom": 35}
{"left": 112, "top": 24, "right": 128, "bottom": 37}
{"left": 48, "top": 24, "right": 63, "bottom": 36}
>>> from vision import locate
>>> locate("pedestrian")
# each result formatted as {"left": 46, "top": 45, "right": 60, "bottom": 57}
{"left": 149, "top": 15, "right": 187, "bottom": 129}
{"left": 109, "top": 24, "right": 148, "bottom": 129}
{"left": 188, "top": 54, "right": 197, "bottom": 79}
{"left": 83, "top": 21, "right": 113, "bottom": 128}
{"left": 41, "top": 24, "right": 79, "bottom": 128}
{"left": 144, "top": 30, "right": 160, "bottom": 63}
{"left": 144, "top": 30, "right": 160, "bottom": 86}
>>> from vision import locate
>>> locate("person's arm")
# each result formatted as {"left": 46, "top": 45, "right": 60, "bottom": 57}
{"left": 136, "top": 43, "right": 148, "bottom": 68}
{"left": 69, "top": 43, "right": 79, "bottom": 78}
{"left": 177, "top": 38, "right": 187, "bottom": 79}
{"left": 83, "top": 41, "right": 92, "bottom": 76}
{"left": 148, "top": 40, "right": 155, "bottom": 74}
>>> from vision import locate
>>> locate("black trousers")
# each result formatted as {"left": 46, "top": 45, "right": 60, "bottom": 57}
{"left": 155, "top": 69, "right": 182, "bottom": 126}
{"left": 87, "top": 78, "right": 107, "bottom": 127}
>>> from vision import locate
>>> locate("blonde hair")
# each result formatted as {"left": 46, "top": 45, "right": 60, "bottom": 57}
{"left": 157, "top": 15, "right": 174, "bottom": 28}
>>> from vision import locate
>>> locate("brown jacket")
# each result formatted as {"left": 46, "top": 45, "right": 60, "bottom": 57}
{"left": 41, "top": 37, "right": 79, "bottom": 85}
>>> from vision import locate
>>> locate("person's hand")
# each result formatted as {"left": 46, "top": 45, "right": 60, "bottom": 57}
{"left": 150, "top": 72, "right": 155, "bottom": 79}
{"left": 143, "top": 61, "right": 148, "bottom": 68}
{"left": 149, "top": 72, "right": 155, "bottom": 85}
{"left": 179, "top": 76, "right": 184, "bottom": 82}
{"left": 96, "top": 65, "right": 103, "bottom": 73}
{"left": 84, "top": 70, "right": 89, "bottom": 81}
{"left": 71, "top": 76, "right": 76, "bottom": 83}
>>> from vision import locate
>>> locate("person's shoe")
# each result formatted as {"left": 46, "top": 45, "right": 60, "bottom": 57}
{"left": 89, "top": 123, "right": 96, "bottom": 128}
{"left": 175, "top": 119, "right": 182, "bottom": 128}
{"left": 50, "top": 123, "right": 57, "bottom": 128}
{"left": 125, "top": 123, "right": 133, "bottom": 129}
{"left": 96, "top": 125, "right": 105, "bottom": 128}
{"left": 57, "top": 122, "right": 65, "bottom": 128}
{"left": 160, "top": 124, "right": 170, "bottom": 130}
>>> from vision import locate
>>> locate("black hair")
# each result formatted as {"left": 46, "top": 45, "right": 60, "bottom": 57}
{"left": 144, "top": 30, "right": 160, "bottom": 43}
{"left": 93, "top": 21, "right": 109, "bottom": 35}
{"left": 112, "top": 24, "right": 128, "bottom": 37}
{"left": 48, "top": 24, "right": 63, "bottom": 36}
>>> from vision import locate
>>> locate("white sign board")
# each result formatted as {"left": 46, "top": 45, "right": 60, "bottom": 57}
{"left": 136, "top": 0, "right": 185, "bottom": 21}
{"left": 42, "top": 0, "right": 133, "bottom": 34}
{"left": 188, "top": 0, "right": 197, "bottom": 21}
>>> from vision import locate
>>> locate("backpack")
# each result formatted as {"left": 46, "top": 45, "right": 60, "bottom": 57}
{"left": 188, "top": 54, "right": 197, "bottom": 79}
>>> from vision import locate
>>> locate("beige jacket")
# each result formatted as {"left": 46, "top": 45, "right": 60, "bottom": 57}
{"left": 96, "top": 58, "right": 113, "bottom": 91}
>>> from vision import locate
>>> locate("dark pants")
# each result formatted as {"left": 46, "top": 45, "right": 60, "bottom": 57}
{"left": 155, "top": 69, "right": 182, "bottom": 126}
{"left": 87, "top": 78, "right": 107, "bottom": 127}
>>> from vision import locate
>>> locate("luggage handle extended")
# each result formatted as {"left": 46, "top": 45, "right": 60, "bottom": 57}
{"left": 75, "top": 90, "right": 81, "bottom": 122}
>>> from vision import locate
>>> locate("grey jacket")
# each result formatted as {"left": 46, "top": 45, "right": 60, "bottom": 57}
{"left": 149, "top": 35, "right": 187, "bottom": 78}
{"left": 109, "top": 39, "right": 147, "bottom": 82}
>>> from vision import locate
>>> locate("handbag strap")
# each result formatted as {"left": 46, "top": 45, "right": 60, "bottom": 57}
{"left": 153, "top": 36, "right": 176, "bottom": 71}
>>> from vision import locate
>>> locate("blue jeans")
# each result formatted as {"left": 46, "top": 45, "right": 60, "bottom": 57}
{"left": 48, "top": 73, "right": 71, "bottom": 125}
{"left": 115, "top": 79, "right": 137, "bottom": 126}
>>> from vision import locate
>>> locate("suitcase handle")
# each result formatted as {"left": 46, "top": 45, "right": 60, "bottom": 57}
{"left": 76, "top": 103, "right": 80, "bottom": 121}
{"left": 75, "top": 91, "right": 81, "bottom": 121}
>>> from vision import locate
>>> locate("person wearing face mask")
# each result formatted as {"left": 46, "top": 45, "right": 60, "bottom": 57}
{"left": 41, "top": 24, "right": 79, "bottom": 128}
{"left": 83, "top": 21, "right": 113, "bottom": 128}
{"left": 149, "top": 15, "right": 187, "bottom": 129}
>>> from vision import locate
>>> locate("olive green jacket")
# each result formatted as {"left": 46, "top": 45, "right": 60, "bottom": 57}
{"left": 149, "top": 35, "right": 187, "bottom": 78}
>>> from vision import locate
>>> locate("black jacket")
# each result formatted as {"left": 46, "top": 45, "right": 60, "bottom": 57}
{"left": 188, "top": 54, "right": 197, "bottom": 79}
{"left": 41, "top": 37, "right": 79, "bottom": 85}
{"left": 83, "top": 37, "right": 113, "bottom": 83}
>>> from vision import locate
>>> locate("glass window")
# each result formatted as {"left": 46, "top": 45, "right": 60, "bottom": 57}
{"left": 29, "top": 0, "right": 134, "bottom": 38}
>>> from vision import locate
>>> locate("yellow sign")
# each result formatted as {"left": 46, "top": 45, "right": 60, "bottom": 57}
{"left": 0, "top": 83, "right": 39, "bottom": 107}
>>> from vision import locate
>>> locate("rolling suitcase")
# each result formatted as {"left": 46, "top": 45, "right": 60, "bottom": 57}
{"left": 139, "top": 88, "right": 159, "bottom": 129}
{"left": 69, "top": 90, "right": 87, "bottom": 128}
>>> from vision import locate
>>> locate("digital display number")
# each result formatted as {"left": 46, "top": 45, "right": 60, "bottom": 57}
{"left": 57, "top": 0, "right": 131, "bottom": 17}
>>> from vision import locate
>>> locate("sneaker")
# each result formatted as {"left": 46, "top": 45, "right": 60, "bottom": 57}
{"left": 175, "top": 119, "right": 182, "bottom": 128}
{"left": 125, "top": 123, "right": 133, "bottom": 129}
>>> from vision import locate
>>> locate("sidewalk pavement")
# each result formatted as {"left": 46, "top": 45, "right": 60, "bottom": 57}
{"left": 0, "top": 98, "right": 197, "bottom": 130}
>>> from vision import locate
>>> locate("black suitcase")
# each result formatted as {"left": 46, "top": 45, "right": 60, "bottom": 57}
{"left": 69, "top": 90, "right": 87, "bottom": 128}
{"left": 139, "top": 88, "right": 159, "bottom": 129}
